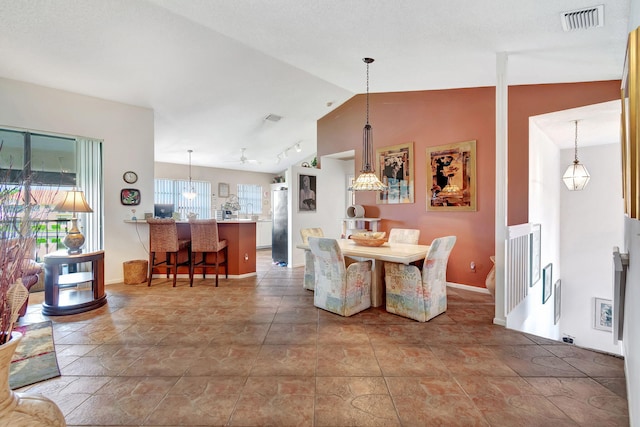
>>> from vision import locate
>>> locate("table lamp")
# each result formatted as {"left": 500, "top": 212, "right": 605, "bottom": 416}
{"left": 55, "top": 189, "right": 93, "bottom": 254}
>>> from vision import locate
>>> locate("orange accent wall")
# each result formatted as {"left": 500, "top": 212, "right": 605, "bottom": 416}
{"left": 318, "top": 87, "right": 496, "bottom": 287}
{"left": 317, "top": 81, "right": 620, "bottom": 288}
{"left": 508, "top": 81, "right": 621, "bottom": 225}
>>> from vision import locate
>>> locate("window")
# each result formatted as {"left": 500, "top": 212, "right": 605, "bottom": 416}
{"left": 237, "top": 184, "right": 262, "bottom": 215}
{"left": 0, "top": 128, "right": 103, "bottom": 256}
{"left": 154, "top": 179, "right": 211, "bottom": 219}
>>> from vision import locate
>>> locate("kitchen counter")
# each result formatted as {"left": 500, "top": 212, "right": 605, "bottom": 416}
{"left": 126, "top": 219, "right": 257, "bottom": 278}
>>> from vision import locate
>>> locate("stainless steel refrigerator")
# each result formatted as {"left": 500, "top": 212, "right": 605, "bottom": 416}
{"left": 272, "top": 189, "right": 288, "bottom": 265}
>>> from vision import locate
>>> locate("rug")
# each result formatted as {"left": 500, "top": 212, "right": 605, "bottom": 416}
{"left": 9, "top": 321, "right": 61, "bottom": 389}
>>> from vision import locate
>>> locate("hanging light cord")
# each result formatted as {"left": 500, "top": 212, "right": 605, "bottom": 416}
{"left": 188, "top": 149, "right": 193, "bottom": 183}
{"left": 365, "top": 60, "right": 370, "bottom": 125}
{"left": 573, "top": 120, "right": 579, "bottom": 164}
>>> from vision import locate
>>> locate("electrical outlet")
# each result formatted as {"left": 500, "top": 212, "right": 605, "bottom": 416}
{"left": 470, "top": 261, "right": 476, "bottom": 272}
{"left": 562, "top": 334, "right": 574, "bottom": 344}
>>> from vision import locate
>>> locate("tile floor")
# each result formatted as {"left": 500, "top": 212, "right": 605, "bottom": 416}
{"left": 18, "top": 249, "right": 629, "bottom": 426}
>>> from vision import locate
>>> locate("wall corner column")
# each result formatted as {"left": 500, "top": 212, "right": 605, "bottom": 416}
{"left": 495, "top": 52, "right": 508, "bottom": 325}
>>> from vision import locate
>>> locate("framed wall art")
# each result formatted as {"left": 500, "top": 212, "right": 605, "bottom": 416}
{"left": 542, "top": 263, "right": 552, "bottom": 304}
{"left": 530, "top": 223, "right": 541, "bottom": 286}
{"left": 554, "top": 279, "right": 561, "bottom": 325}
{"left": 593, "top": 297, "right": 613, "bottom": 332}
{"left": 120, "top": 188, "right": 140, "bottom": 206}
{"left": 376, "top": 142, "right": 414, "bottom": 204}
{"left": 218, "top": 182, "right": 230, "bottom": 198}
{"left": 298, "top": 174, "right": 317, "bottom": 212}
{"left": 426, "top": 140, "right": 477, "bottom": 211}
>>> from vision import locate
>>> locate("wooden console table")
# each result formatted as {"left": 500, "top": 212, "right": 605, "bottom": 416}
{"left": 42, "top": 250, "right": 106, "bottom": 315}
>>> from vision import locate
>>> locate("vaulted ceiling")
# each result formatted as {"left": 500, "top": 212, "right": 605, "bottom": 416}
{"left": 0, "top": 0, "right": 630, "bottom": 173}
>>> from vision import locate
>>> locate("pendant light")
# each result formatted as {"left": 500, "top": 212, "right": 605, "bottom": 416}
{"left": 348, "top": 58, "right": 387, "bottom": 191}
{"left": 182, "top": 149, "right": 197, "bottom": 199}
{"left": 562, "top": 120, "right": 591, "bottom": 191}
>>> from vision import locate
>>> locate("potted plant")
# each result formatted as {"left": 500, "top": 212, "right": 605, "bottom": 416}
{"left": 0, "top": 144, "right": 66, "bottom": 425}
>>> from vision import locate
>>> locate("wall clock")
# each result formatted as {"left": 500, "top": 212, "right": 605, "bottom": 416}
{"left": 123, "top": 171, "right": 138, "bottom": 184}
{"left": 121, "top": 188, "right": 141, "bottom": 205}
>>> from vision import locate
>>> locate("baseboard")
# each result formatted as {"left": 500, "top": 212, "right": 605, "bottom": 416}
{"left": 446, "top": 281, "right": 490, "bottom": 294}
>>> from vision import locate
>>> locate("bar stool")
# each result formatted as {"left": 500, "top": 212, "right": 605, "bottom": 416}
{"left": 189, "top": 219, "right": 228, "bottom": 286}
{"left": 147, "top": 218, "right": 191, "bottom": 287}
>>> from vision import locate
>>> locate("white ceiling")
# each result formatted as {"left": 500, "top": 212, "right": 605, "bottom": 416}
{"left": 0, "top": 0, "right": 630, "bottom": 172}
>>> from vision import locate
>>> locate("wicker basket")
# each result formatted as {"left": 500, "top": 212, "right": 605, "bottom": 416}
{"left": 349, "top": 235, "right": 386, "bottom": 247}
{"left": 123, "top": 260, "right": 148, "bottom": 284}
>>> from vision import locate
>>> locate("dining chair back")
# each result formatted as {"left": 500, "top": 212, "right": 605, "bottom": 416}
{"left": 300, "top": 227, "right": 324, "bottom": 290}
{"left": 147, "top": 218, "right": 191, "bottom": 287}
{"left": 384, "top": 236, "right": 456, "bottom": 321}
{"left": 388, "top": 228, "right": 420, "bottom": 245}
{"left": 189, "top": 219, "right": 228, "bottom": 286}
{"left": 308, "top": 237, "right": 371, "bottom": 316}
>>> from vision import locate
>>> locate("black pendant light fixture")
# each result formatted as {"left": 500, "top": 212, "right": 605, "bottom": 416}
{"left": 348, "top": 58, "right": 387, "bottom": 191}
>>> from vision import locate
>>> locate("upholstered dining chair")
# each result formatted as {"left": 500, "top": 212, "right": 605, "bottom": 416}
{"left": 147, "top": 218, "right": 191, "bottom": 287}
{"left": 384, "top": 236, "right": 456, "bottom": 322}
{"left": 300, "top": 227, "right": 324, "bottom": 290}
{"left": 388, "top": 228, "right": 420, "bottom": 245}
{"left": 308, "top": 237, "right": 372, "bottom": 316}
{"left": 189, "top": 219, "right": 228, "bottom": 287}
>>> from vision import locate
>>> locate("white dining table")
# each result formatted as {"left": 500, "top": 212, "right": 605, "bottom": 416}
{"left": 296, "top": 239, "right": 430, "bottom": 307}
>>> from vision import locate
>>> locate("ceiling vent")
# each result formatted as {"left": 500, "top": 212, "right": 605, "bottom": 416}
{"left": 264, "top": 113, "right": 283, "bottom": 122}
{"left": 561, "top": 5, "right": 604, "bottom": 31}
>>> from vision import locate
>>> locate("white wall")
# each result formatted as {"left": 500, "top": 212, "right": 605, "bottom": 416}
{"left": 289, "top": 156, "right": 353, "bottom": 268}
{"left": 509, "top": 122, "right": 561, "bottom": 336}
{"left": 0, "top": 77, "right": 154, "bottom": 285}
{"left": 559, "top": 143, "right": 623, "bottom": 355}
{"left": 155, "top": 161, "right": 275, "bottom": 217}
{"left": 518, "top": 121, "right": 624, "bottom": 356}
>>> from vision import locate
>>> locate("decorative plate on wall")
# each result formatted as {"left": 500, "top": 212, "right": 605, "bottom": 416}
{"left": 121, "top": 188, "right": 140, "bottom": 205}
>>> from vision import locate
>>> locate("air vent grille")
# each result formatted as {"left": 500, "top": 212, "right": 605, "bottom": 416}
{"left": 561, "top": 5, "right": 604, "bottom": 31}
{"left": 264, "top": 114, "right": 283, "bottom": 122}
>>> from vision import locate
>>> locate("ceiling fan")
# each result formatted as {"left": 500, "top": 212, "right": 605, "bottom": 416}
{"left": 238, "top": 148, "right": 259, "bottom": 164}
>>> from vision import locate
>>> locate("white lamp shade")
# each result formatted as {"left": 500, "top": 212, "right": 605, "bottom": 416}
{"left": 348, "top": 172, "right": 387, "bottom": 191}
{"left": 562, "top": 162, "right": 591, "bottom": 191}
{"left": 55, "top": 190, "right": 93, "bottom": 213}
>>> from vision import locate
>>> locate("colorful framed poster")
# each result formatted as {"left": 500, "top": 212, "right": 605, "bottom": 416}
{"left": 376, "top": 142, "right": 414, "bottom": 204}
{"left": 426, "top": 140, "right": 477, "bottom": 211}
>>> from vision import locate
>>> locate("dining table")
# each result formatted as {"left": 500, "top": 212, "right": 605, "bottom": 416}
{"left": 296, "top": 238, "right": 430, "bottom": 307}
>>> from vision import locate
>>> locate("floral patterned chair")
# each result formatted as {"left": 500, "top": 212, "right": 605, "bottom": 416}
{"left": 300, "top": 227, "right": 324, "bottom": 290}
{"left": 384, "top": 236, "right": 456, "bottom": 322}
{"left": 308, "top": 237, "right": 372, "bottom": 316}
{"left": 388, "top": 228, "right": 420, "bottom": 245}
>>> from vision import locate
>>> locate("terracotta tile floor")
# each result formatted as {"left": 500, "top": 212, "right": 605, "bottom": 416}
{"left": 18, "top": 249, "right": 629, "bottom": 426}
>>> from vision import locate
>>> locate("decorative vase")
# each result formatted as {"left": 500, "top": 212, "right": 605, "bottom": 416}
{"left": 0, "top": 332, "right": 66, "bottom": 427}
{"left": 485, "top": 256, "right": 496, "bottom": 297}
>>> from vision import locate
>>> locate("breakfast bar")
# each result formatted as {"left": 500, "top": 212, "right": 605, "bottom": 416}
{"left": 129, "top": 219, "right": 258, "bottom": 279}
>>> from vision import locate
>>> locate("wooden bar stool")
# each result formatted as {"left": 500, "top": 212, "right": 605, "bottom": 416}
{"left": 147, "top": 218, "right": 191, "bottom": 287}
{"left": 189, "top": 219, "right": 228, "bottom": 286}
